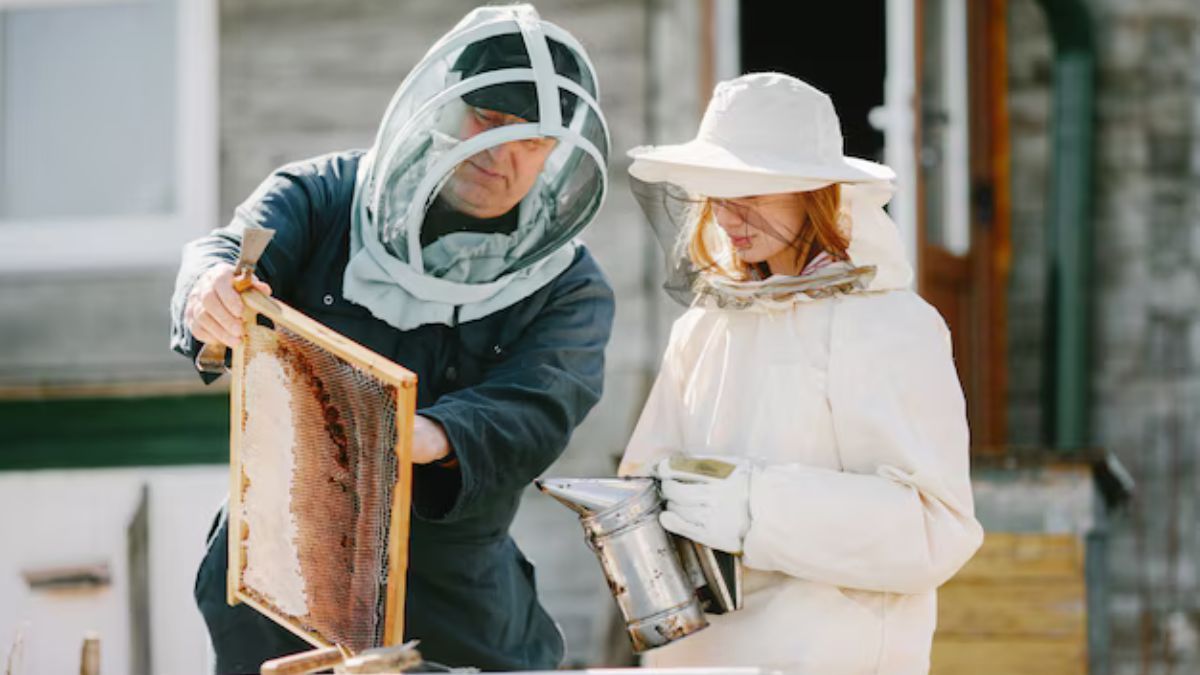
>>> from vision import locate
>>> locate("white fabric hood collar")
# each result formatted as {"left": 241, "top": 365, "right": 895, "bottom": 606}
{"left": 343, "top": 4, "right": 610, "bottom": 330}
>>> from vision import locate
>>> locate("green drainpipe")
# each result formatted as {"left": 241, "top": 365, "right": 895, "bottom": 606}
{"left": 1035, "top": 0, "right": 1095, "bottom": 450}
{"left": 1033, "top": 4, "right": 1106, "bottom": 673}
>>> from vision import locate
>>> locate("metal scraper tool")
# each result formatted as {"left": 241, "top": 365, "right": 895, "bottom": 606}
{"left": 195, "top": 226, "right": 275, "bottom": 374}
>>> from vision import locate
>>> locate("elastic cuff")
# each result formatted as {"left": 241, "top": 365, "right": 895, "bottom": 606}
{"left": 413, "top": 404, "right": 475, "bottom": 521}
{"left": 431, "top": 448, "right": 459, "bottom": 470}
{"left": 740, "top": 464, "right": 773, "bottom": 572}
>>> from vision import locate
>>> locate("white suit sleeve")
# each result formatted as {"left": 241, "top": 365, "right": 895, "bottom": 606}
{"left": 618, "top": 333, "right": 686, "bottom": 478}
{"left": 741, "top": 292, "right": 984, "bottom": 594}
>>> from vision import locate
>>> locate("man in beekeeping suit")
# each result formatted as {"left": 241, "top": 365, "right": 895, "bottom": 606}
{"left": 169, "top": 5, "right": 613, "bottom": 673}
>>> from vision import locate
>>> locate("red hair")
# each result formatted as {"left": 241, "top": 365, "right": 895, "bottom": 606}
{"left": 688, "top": 184, "right": 848, "bottom": 280}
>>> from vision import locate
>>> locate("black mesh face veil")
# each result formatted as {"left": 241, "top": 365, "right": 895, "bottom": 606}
{"left": 630, "top": 175, "right": 876, "bottom": 308}
{"left": 630, "top": 176, "right": 708, "bottom": 306}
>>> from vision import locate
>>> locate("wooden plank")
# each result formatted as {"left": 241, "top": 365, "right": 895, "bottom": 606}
{"left": 932, "top": 531, "right": 1088, "bottom": 673}
{"left": 937, "top": 579, "right": 1086, "bottom": 639}
{"left": 127, "top": 484, "right": 152, "bottom": 675}
{"left": 244, "top": 290, "right": 416, "bottom": 389}
{"left": 931, "top": 637, "right": 1086, "bottom": 675}
{"left": 235, "top": 589, "right": 330, "bottom": 649}
{"left": 950, "top": 533, "right": 1084, "bottom": 582}
{"left": 227, "top": 307, "right": 249, "bottom": 608}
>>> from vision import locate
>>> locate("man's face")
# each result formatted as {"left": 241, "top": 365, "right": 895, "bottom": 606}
{"left": 439, "top": 106, "right": 558, "bottom": 219}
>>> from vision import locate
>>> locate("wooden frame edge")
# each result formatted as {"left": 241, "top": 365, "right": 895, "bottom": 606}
{"left": 227, "top": 306, "right": 249, "bottom": 607}
{"left": 243, "top": 290, "right": 416, "bottom": 389}
{"left": 234, "top": 589, "right": 331, "bottom": 649}
{"left": 383, "top": 382, "right": 416, "bottom": 645}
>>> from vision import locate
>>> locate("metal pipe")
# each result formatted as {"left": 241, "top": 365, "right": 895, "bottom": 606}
{"left": 1034, "top": 0, "right": 1095, "bottom": 450}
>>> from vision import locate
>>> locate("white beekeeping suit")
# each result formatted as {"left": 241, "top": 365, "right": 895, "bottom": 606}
{"left": 619, "top": 73, "right": 983, "bottom": 675}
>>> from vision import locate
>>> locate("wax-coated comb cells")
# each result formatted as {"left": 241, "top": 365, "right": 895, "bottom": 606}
{"left": 344, "top": 4, "right": 611, "bottom": 330}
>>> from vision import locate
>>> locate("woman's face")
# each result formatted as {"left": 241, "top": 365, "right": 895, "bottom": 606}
{"left": 711, "top": 193, "right": 806, "bottom": 273}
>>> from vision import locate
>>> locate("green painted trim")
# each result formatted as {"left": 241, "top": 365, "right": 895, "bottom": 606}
{"left": 1036, "top": 0, "right": 1095, "bottom": 450}
{"left": 0, "top": 394, "right": 228, "bottom": 470}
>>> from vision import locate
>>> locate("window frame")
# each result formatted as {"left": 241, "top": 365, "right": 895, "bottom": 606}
{"left": 0, "top": 0, "right": 216, "bottom": 273}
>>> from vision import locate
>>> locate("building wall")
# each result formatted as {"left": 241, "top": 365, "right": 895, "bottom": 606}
{"left": 0, "top": 0, "right": 214, "bottom": 390}
{"left": 0, "top": 271, "right": 196, "bottom": 386}
{"left": 1006, "top": 0, "right": 1200, "bottom": 671}
{"left": 0, "top": 466, "right": 227, "bottom": 675}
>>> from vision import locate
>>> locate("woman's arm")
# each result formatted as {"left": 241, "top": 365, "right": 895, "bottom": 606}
{"left": 742, "top": 292, "right": 983, "bottom": 594}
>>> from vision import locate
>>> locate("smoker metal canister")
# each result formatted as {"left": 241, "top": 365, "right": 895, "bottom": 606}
{"left": 536, "top": 478, "right": 707, "bottom": 652}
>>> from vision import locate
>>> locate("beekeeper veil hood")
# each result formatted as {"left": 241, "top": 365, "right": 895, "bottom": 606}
{"left": 345, "top": 4, "right": 610, "bottom": 330}
{"left": 627, "top": 73, "right": 911, "bottom": 309}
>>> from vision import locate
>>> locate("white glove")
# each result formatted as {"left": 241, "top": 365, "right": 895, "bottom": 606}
{"left": 655, "top": 455, "right": 752, "bottom": 554}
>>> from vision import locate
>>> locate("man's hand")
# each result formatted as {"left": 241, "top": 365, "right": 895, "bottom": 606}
{"left": 412, "top": 415, "right": 453, "bottom": 465}
{"left": 185, "top": 263, "right": 272, "bottom": 348}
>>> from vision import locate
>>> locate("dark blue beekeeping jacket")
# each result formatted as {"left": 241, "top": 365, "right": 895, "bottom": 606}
{"left": 170, "top": 151, "right": 614, "bottom": 674}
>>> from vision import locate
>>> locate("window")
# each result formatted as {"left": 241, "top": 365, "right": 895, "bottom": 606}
{"left": 0, "top": 0, "right": 215, "bottom": 272}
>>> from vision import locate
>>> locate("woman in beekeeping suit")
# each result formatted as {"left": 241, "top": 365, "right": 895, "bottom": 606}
{"left": 619, "top": 73, "right": 984, "bottom": 675}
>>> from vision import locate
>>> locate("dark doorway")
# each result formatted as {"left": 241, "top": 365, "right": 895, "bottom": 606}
{"left": 739, "top": 3, "right": 887, "bottom": 162}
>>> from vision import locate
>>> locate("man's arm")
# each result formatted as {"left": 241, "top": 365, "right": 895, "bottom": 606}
{"left": 416, "top": 249, "right": 615, "bottom": 521}
{"left": 169, "top": 154, "right": 354, "bottom": 377}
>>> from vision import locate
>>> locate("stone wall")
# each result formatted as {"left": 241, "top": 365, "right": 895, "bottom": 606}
{"left": 1006, "top": 0, "right": 1200, "bottom": 671}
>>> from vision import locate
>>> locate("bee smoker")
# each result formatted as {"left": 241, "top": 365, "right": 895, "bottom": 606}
{"left": 536, "top": 477, "right": 740, "bottom": 652}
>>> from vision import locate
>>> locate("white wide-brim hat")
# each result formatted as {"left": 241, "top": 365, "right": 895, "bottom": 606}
{"left": 628, "top": 72, "right": 895, "bottom": 198}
